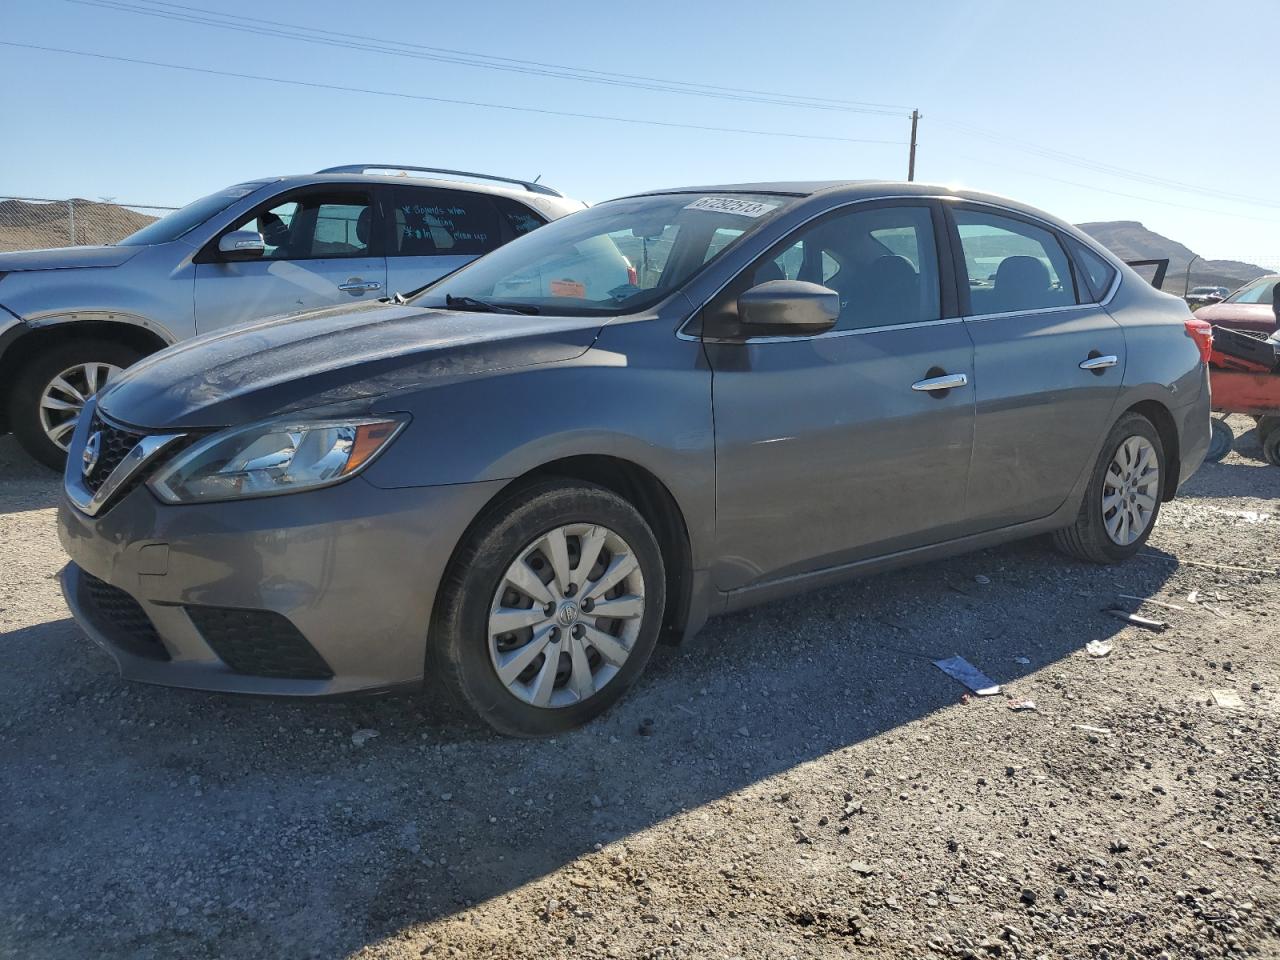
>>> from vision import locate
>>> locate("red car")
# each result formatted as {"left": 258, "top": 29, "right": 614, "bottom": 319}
{"left": 1194, "top": 275, "right": 1279, "bottom": 335}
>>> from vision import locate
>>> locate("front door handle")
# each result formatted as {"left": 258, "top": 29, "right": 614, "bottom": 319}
{"left": 339, "top": 278, "right": 382, "bottom": 293}
{"left": 911, "top": 372, "right": 969, "bottom": 392}
{"left": 1079, "top": 354, "right": 1118, "bottom": 371}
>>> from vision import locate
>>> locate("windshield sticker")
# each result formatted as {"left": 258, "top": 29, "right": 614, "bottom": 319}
{"left": 684, "top": 196, "right": 779, "bottom": 218}
{"left": 550, "top": 279, "right": 587, "bottom": 298}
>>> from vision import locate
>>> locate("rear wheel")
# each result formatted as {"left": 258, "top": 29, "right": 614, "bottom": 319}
{"left": 1205, "top": 417, "right": 1234, "bottom": 463}
{"left": 429, "top": 479, "right": 666, "bottom": 736}
{"left": 1263, "top": 429, "right": 1280, "bottom": 468}
{"left": 1053, "top": 412, "right": 1165, "bottom": 564}
{"left": 8, "top": 339, "right": 142, "bottom": 470}
{"left": 1256, "top": 415, "right": 1279, "bottom": 447}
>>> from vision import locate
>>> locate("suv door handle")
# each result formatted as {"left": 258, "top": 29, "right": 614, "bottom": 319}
{"left": 1079, "top": 354, "right": 1118, "bottom": 371}
{"left": 339, "top": 278, "right": 382, "bottom": 293}
{"left": 911, "top": 372, "right": 969, "bottom": 392}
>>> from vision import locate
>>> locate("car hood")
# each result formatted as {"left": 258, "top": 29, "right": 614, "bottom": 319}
{"left": 0, "top": 245, "right": 143, "bottom": 272}
{"left": 96, "top": 300, "right": 604, "bottom": 430}
{"left": 1194, "top": 302, "right": 1274, "bottom": 322}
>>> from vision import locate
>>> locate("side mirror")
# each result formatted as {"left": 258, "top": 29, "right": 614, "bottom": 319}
{"left": 217, "top": 230, "right": 266, "bottom": 261}
{"left": 738, "top": 279, "right": 839, "bottom": 333}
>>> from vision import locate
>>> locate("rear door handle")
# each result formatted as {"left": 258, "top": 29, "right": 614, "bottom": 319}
{"left": 1079, "top": 354, "right": 1118, "bottom": 371}
{"left": 911, "top": 373, "right": 969, "bottom": 392}
{"left": 339, "top": 278, "right": 382, "bottom": 293}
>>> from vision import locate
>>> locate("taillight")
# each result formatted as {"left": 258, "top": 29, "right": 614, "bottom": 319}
{"left": 1184, "top": 318, "right": 1213, "bottom": 363}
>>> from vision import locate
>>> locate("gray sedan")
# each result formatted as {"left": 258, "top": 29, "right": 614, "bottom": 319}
{"left": 56, "top": 181, "right": 1212, "bottom": 736}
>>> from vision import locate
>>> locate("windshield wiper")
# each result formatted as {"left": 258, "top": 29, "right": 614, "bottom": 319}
{"left": 444, "top": 294, "right": 540, "bottom": 316}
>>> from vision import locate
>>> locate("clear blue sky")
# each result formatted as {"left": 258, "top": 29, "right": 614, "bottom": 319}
{"left": 3, "top": 0, "right": 1278, "bottom": 262}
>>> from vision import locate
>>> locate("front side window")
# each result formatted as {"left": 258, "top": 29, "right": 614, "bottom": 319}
{"left": 413, "top": 192, "right": 795, "bottom": 316}
{"left": 708, "top": 204, "right": 941, "bottom": 335}
{"left": 954, "top": 209, "right": 1076, "bottom": 314}
{"left": 233, "top": 191, "right": 373, "bottom": 260}
{"left": 1225, "top": 276, "right": 1279, "bottom": 304}
{"left": 118, "top": 180, "right": 274, "bottom": 246}
{"left": 392, "top": 187, "right": 500, "bottom": 257}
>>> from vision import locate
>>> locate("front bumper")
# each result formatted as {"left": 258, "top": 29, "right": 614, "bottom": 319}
{"left": 57, "top": 474, "right": 507, "bottom": 696}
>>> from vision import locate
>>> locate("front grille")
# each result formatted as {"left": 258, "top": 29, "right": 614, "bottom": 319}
{"left": 83, "top": 414, "right": 145, "bottom": 493}
{"left": 78, "top": 570, "right": 170, "bottom": 661}
{"left": 186, "top": 606, "right": 334, "bottom": 680}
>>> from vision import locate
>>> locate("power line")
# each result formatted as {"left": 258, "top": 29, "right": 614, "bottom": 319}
{"left": 68, "top": 0, "right": 910, "bottom": 117}
{"left": 935, "top": 117, "right": 1280, "bottom": 211}
{"left": 0, "top": 41, "right": 907, "bottom": 147}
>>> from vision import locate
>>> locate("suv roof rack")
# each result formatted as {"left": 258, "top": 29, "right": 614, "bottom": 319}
{"left": 315, "top": 164, "right": 563, "bottom": 198}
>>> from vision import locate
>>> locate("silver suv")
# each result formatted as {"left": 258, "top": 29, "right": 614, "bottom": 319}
{"left": 0, "top": 165, "right": 584, "bottom": 467}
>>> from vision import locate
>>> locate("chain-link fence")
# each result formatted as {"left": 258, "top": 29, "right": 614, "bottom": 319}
{"left": 0, "top": 196, "right": 178, "bottom": 252}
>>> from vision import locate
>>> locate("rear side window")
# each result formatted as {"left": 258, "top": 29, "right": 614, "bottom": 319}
{"left": 1067, "top": 237, "right": 1118, "bottom": 302}
{"left": 391, "top": 187, "right": 500, "bottom": 257}
{"left": 954, "top": 209, "right": 1076, "bottom": 314}
{"left": 491, "top": 196, "right": 546, "bottom": 238}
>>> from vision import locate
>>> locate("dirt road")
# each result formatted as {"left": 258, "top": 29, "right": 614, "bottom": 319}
{"left": 1, "top": 421, "right": 1277, "bottom": 959}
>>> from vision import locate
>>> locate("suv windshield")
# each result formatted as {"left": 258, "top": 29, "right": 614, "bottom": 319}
{"left": 412, "top": 192, "right": 795, "bottom": 315}
{"left": 117, "top": 180, "right": 274, "bottom": 246}
{"left": 1224, "top": 276, "right": 1279, "bottom": 304}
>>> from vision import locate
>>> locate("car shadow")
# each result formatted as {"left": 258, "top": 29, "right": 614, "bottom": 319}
{"left": 0, "top": 436, "right": 61, "bottom": 513}
{"left": 0, "top": 537, "right": 1182, "bottom": 958}
{"left": 1174, "top": 424, "right": 1280, "bottom": 501}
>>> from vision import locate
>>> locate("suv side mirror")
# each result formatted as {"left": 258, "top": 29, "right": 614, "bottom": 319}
{"left": 217, "top": 230, "right": 266, "bottom": 261}
{"left": 738, "top": 279, "right": 839, "bottom": 333}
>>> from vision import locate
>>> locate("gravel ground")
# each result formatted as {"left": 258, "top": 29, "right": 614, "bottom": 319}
{"left": 1, "top": 418, "right": 1278, "bottom": 960}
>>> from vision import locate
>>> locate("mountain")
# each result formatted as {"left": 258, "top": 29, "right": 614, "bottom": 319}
{"left": 0, "top": 198, "right": 159, "bottom": 252}
{"left": 1076, "top": 220, "right": 1270, "bottom": 293}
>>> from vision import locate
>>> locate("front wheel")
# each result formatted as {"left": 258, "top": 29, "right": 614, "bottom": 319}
{"left": 429, "top": 480, "right": 666, "bottom": 737}
{"left": 1053, "top": 412, "right": 1165, "bottom": 564}
{"left": 8, "top": 339, "right": 143, "bottom": 470}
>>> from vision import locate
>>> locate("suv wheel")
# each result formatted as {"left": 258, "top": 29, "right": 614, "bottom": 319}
{"left": 430, "top": 479, "right": 666, "bottom": 737}
{"left": 8, "top": 340, "right": 142, "bottom": 470}
{"left": 1053, "top": 412, "right": 1165, "bottom": 564}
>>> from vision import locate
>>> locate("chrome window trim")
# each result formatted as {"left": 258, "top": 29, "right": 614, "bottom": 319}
{"left": 678, "top": 193, "right": 1123, "bottom": 344}
{"left": 66, "top": 431, "right": 186, "bottom": 517}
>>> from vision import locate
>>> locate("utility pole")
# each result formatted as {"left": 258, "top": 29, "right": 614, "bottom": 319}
{"left": 907, "top": 109, "right": 920, "bottom": 182}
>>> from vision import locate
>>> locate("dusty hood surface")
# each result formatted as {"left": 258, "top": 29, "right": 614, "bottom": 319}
{"left": 96, "top": 300, "right": 603, "bottom": 430}
{"left": 0, "top": 245, "right": 143, "bottom": 272}
{"left": 1194, "top": 302, "right": 1276, "bottom": 326}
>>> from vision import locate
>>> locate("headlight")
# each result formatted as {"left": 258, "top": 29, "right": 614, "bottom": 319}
{"left": 148, "top": 415, "right": 407, "bottom": 504}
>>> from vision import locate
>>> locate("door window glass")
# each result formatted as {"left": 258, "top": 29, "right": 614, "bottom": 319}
{"left": 392, "top": 187, "right": 500, "bottom": 257}
{"left": 233, "top": 192, "right": 372, "bottom": 260}
{"left": 954, "top": 209, "right": 1076, "bottom": 313}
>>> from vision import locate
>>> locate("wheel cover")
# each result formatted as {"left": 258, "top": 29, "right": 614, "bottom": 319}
{"left": 1102, "top": 435, "right": 1160, "bottom": 546}
{"left": 488, "top": 523, "right": 645, "bottom": 709}
{"left": 38, "top": 362, "right": 123, "bottom": 451}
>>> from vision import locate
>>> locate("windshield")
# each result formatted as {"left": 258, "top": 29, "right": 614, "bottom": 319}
{"left": 117, "top": 180, "right": 274, "bottom": 246}
{"left": 1225, "top": 277, "right": 1279, "bottom": 304}
{"left": 412, "top": 192, "right": 795, "bottom": 315}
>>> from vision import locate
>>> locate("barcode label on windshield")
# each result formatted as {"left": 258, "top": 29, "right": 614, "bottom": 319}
{"left": 684, "top": 196, "right": 779, "bottom": 218}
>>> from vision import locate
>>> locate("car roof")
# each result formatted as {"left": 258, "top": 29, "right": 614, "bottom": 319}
{"left": 267, "top": 171, "right": 579, "bottom": 208}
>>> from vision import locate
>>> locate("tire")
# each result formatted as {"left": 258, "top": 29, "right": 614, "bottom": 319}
{"left": 1264, "top": 429, "right": 1280, "bottom": 468}
{"left": 1256, "top": 415, "right": 1280, "bottom": 447}
{"left": 1053, "top": 412, "right": 1166, "bottom": 564}
{"left": 1205, "top": 417, "right": 1234, "bottom": 463}
{"left": 8, "top": 339, "right": 143, "bottom": 470}
{"left": 429, "top": 479, "right": 666, "bottom": 737}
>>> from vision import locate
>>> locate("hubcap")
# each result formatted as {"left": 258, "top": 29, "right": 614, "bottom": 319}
{"left": 38, "top": 362, "right": 123, "bottom": 451}
{"left": 488, "top": 523, "right": 645, "bottom": 709}
{"left": 1102, "top": 435, "right": 1159, "bottom": 546}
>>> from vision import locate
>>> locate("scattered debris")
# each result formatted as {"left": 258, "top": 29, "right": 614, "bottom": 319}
{"left": 1013, "top": 656, "right": 1031, "bottom": 665}
{"left": 1074, "top": 724, "right": 1111, "bottom": 735}
{"left": 638, "top": 717, "right": 655, "bottom": 736}
{"left": 1187, "top": 589, "right": 1200, "bottom": 603}
{"left": 848, "top": 860, "right": 878, "bottom": 876}
{"left": 1104, "top": 609, "right": 1168, "bottom": 632}
{"left": 1140, "top": 554, "right": 1278, "bottom": 575}
{"left": 1086, "top": 640, "right": 1113, "bottom": 658}
{"left": 933, "top": 655, "right": 1001, "bottom": 695}
{"left": 1118, "top": 594, "right": 1185, "bottom": 611}
{"left": 1007, "top": 699, "right": 1037, "bottom": 712}
{"left": 1211, "top": 689, "right": 1244, "bottom": 709}
{"left": 974, "top": 575, "right": 991, "bottom": 585}
{"left": 350, "top": 729, "right": 379, "bottom": 747}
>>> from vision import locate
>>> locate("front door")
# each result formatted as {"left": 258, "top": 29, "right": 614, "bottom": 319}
{"left": 948, "top": 204, "right": 1126, "bottom": 527}
{"left": 705, "top": 201, "right": 977, "bottom": 591}
{"left": 194, "top": 188, "right": 387, "bottom": 332}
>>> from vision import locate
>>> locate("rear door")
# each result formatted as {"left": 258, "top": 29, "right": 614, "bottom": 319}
{"left": 948, "top": 203, "right": 1125, "bottom": 527}
{"left": 705, "top": 200, "right": 977, "bottom": 590}
{"left": 194, "top": 187, "right": 386, "bottom": 331}
{"left": 383, "top": 186, "right": 546, "bottom": 295}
